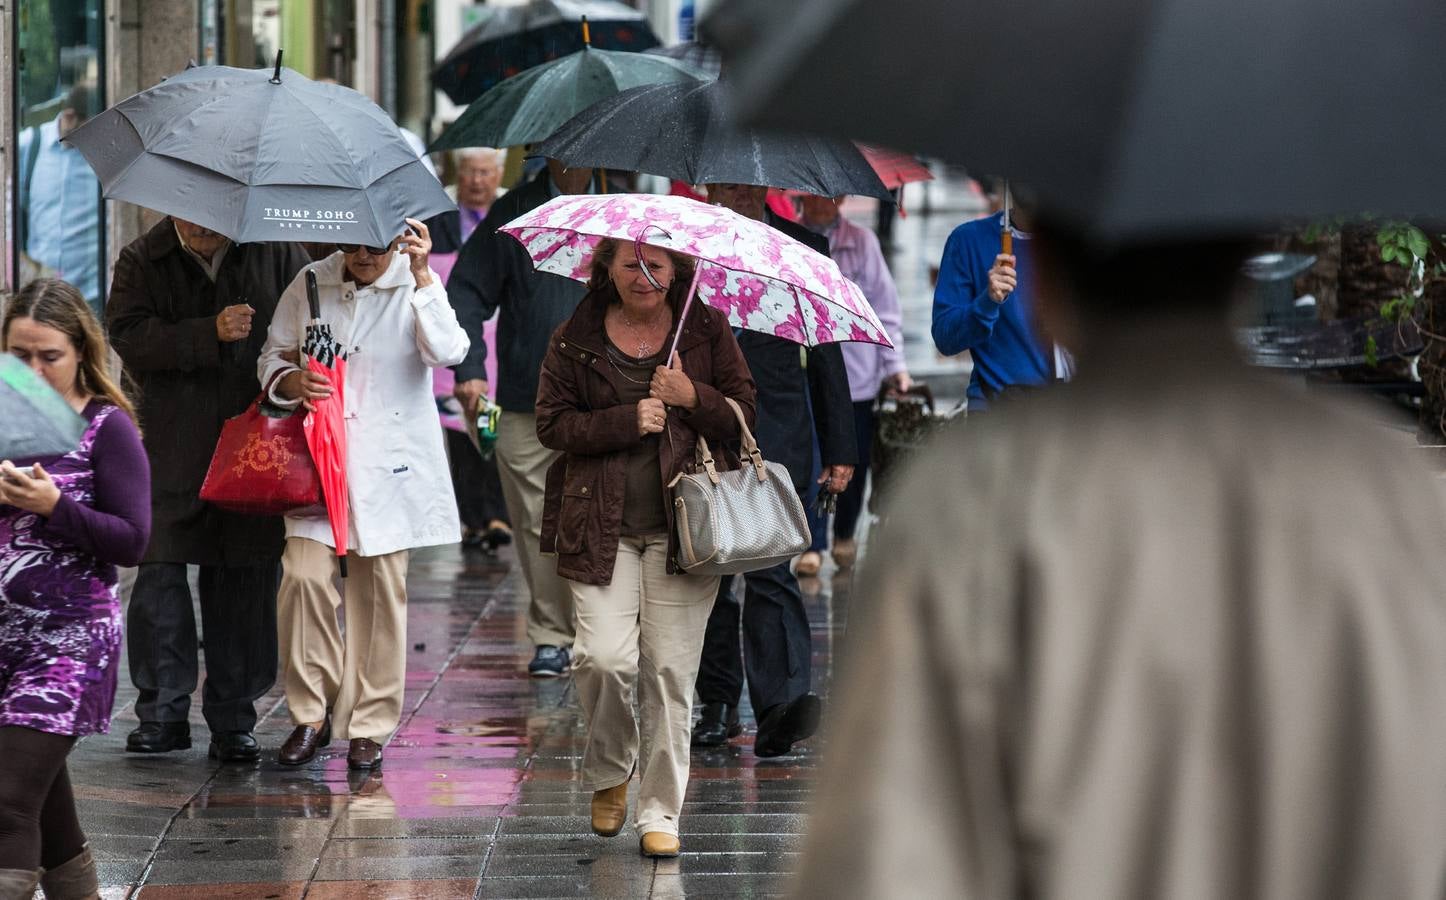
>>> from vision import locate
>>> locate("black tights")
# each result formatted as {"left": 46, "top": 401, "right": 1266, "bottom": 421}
{"left": 0, "top": 726, "right": 84, "bottom": 870}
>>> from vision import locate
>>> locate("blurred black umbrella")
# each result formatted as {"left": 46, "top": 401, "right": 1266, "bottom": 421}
{"left": 535, "top": 79, "right": 891, "bottom": 200}
{"left": 704, "top": 0, "right": 1446, "bottom": 240}
{"left": 434, "top": 0, "right": 660, "bottom": 105}
{"left": 65, "top": 58, "right": 452, "bottom": 247}
{"left": 431, "top": 44, "right": 708, "bottom": 151}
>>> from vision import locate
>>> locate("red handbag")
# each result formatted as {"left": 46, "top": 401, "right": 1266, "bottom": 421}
{"left": 199, "top": 395, "right": 323, "bottom": 516}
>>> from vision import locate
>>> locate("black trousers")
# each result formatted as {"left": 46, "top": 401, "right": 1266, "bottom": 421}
{"left": 696, "top": 560, "right": 813, "bottom": 718}
{"left": 127, "top": 561, "right": 279, "bottom": 733}
{"left": 446, "top": 429, "right": 510, "bottom": 530}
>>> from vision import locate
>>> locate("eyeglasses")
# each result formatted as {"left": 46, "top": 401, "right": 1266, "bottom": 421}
{"left": 337, "top": 242, "right": 391, "bottom": 256}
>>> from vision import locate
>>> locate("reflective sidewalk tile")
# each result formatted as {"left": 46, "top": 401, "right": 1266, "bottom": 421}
{"left": 73, "top": 544, "right": 854, "bottom": 898}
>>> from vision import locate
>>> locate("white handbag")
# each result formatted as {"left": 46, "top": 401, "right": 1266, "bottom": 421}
{"left": 669, "top": 398, "right": 811, "bottom": 576}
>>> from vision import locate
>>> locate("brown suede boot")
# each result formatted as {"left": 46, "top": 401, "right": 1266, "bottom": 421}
{"left": 590, "top": 780, "right": 629, "bottom": 837}
{"left": 39, "top": 844, "right": 100, "bottom": 900}
{"left": 0, "top": 868, "right": 40, "bottom": 900}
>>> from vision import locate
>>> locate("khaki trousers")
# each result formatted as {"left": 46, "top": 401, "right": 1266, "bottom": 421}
{"left": 277, "top": 537, "right": 409, "bottom": 741}
{"left": 496, "top": 411, "right": 575, "bottom": 648}
{"left": 568, "top": 533, "right": 720, "bottom": 837}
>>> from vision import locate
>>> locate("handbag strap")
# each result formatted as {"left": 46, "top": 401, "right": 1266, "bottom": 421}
{"left": 693, "top": 397, "right": 766, "bottom": 485}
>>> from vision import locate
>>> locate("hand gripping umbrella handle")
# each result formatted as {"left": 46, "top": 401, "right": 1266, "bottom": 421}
{"left": 305, "top": 269, "right": 321, "bottom": 322}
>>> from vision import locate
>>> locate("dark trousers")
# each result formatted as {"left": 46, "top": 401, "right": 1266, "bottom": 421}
{"left": 807, "top": 400, "right": 877, "bottom": 547}
{"left": 127, "top": 561, "right": 280, "bottom": 733}
{"left": 0, "top": 727, "right": 82, "bottom": 869}
{"left": 696, "top": 561, "right": 812, "bottom": 718}
{"left": 446, "top": 429, "right": 509, "bottom": 530}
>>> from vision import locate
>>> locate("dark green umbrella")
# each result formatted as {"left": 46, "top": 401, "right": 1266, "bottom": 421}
{"left": 430, "top": 43, "right": 709, "bottom": 152}
{"left": 0, "top": 356, "right": 86, "bottom": 459}
{"left": 535, "top": 79, "right": 892, "bottom": 200}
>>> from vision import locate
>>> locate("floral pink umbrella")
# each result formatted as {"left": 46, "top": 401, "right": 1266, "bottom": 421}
{"left": 499, "top": 193, "right": 893, "bottom": 355}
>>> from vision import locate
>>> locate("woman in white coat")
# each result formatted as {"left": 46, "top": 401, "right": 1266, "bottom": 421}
{"left": 257, "top": 217, "right": 469, "bottom": 771}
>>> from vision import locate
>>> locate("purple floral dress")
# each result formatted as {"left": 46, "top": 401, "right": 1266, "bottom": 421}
{"left": 0, "top": 405, "right": 124, "bottom": 737}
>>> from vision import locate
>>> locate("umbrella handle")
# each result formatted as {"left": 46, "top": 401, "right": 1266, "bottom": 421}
{"left": 1001, "top": 229, "right": 1013, "bottom": 257}
{"left": 305, "top": 269, "right": 321, "bottom": 321}
{"left": 665, "top": 263, "right": 705, "bottom": 363}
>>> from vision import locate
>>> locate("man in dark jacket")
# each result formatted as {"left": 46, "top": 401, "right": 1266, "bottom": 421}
{"left": 106, "top": 217, "right": 310, "bottom": 762}
{"left": 447, "top": 158, "right": 593, "bottom": 677}
{"left": 692, "top": 182, "right": 858, "bottom": 757}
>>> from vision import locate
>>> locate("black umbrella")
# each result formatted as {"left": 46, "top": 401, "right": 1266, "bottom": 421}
{"left": 64, "top": 58, "right": 452, "bottom": 247}
{"left": 430, "top": 45, "right": 709, "bottom": 152}
{"left": 704, "top": 0, "right": 1446, "bottom": 240}
{"left": 535, "top": 79, "right": 892, "bottom": 200}
{"left": 434, "top": 0, "right": 660, "bottom": 105}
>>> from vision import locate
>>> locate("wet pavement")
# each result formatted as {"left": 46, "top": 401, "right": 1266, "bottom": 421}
{"left": 75, "top": 546, "right": 853, "bottom": 898}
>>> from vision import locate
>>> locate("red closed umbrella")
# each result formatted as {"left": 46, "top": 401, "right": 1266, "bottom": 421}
{"left": 301, "top": 270, "right": 351, "bottom": 577}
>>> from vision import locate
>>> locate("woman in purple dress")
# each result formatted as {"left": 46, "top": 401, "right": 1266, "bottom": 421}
{"left": 0, "top": 279, "right": 150, "bottom": 900}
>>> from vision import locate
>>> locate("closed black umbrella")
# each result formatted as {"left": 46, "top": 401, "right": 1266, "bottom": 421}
{"left": 535, "top": 79, "right": 891, "bottom": 200}
{"left": 704, "top": 0, "right": 1446, "bottom": 239}
{"left": 64, "top": 59, "right": 452, "bottom": 247}
{"left": 434, "top": 0, "right": 660, "bottom": 105}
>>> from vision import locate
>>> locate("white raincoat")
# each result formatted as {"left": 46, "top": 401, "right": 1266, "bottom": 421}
{"left": 258, "top": 251, "right": 469, "bottom": 557}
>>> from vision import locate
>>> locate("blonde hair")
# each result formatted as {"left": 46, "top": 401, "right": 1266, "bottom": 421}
{"left": 3, "top": 278, "right": 141, "bottom": 428}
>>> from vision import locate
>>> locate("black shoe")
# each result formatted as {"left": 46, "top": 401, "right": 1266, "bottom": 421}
{"left": 208, "top": 731, "right": 260, "bottom": 762}
{"left": 126, "top": 721, "right": 192, "bottom": 753}
{"left": 754, "top": 694, "right": 822, "bottom": 758}
{"left": 691, "top": 702, "right": 742, "bottom": 747}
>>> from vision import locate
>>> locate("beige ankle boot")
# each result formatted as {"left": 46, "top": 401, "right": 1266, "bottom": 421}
{"left": 591, "top": 780, "right": 629, "bottom": 837}
{"left": 39, "top": 844, "right": 100, "bottom": 900}
{"left": 0, "top": 868, "right": 40, "bottom": 900}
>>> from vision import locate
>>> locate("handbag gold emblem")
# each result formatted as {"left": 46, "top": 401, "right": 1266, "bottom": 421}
{"left": 232, "top": 432, "right": 294, "bottom": 479}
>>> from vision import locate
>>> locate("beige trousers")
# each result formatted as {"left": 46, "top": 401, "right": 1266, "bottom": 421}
{"left": 568, "top": 533, "right": 720, "bottom": 837}
{"left": 496, "top": 411, "right": 575, "bottom": 648}
{"left": 277, "top": 537, "right": 409, "bottom": 741}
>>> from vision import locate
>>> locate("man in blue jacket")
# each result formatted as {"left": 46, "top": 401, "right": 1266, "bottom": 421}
{"left": 932, "top": 199, "right": 1059, "bottom": 408}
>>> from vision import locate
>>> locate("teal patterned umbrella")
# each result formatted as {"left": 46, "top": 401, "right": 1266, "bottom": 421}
{"left": 0, "top": 355, "right": 86, "bottom": 459}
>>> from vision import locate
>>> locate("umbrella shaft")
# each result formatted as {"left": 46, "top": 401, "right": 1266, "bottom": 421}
{"left": 666, "top": 263, "right": 706, "bottom": 362}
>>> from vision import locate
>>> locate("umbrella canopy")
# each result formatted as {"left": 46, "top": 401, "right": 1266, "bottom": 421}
{"left": 644, "top": 41, "right": 723, "bottom": 77}
{"left": 501, "top": 193, "right": 893, "bottom": 348}
{"left": 300, "top": 271, "right": 350, "bottom": 576}
{"left": 64, "top": 61, "right": 452, "bottom": 247}
{"left": 431, "top": 46, "right": 710, "bottom": 152}
{"left": 535, "top": 79, "right": 892, "bottom": 200}
{"left": 0, "top": 356, "right": 87, "bottom": 460}
{"left": 858, "top": 144, "right": 933, "bottom": 191}
{"left": 434, "top": 0, "right": 660, "bottom": 105}
{"left": 704, "top": 0, "right": 1446, "bottom": 240}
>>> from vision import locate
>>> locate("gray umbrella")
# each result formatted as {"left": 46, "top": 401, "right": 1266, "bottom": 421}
{"left": 535, "top": 79, "right": 891, "bottom": 200}
{"left": 643, "top": 41, "right": 723, "bottom": 77}
{"left": 704, "top": 0, "right": 1446, "bottom": 240}
{"left": 64, "top": 59, "right": 452, "bottom": 247}
{"left": 0, "top": 356, "right": 86, "bottom": 460}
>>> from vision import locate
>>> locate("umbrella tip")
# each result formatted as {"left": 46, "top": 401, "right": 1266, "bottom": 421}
{"left": 581, "top": 15, "right": 591, "bottom": 47}
{"left": 185, "top": 58, "right": 198, "bottom": 69}
{"left": 270, "top": 49, "right": 284, "bottom": 84}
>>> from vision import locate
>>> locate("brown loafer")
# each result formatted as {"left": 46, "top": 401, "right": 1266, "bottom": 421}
{"left": 639, "top": 831, "right": 680, "bottom": 858}
{"left": 347, "top": 737, "right": 384, "bottom": 771}
{"left": 590, "top": 780, "right": 629, "bottom": 837}
{"left": 278, "top": 717, "right": 331, "bottom": 766}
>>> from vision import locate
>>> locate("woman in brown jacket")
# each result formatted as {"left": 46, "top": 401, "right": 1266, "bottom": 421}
{"left": 535, "top": 238, "right": 756, "bottom": 858}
